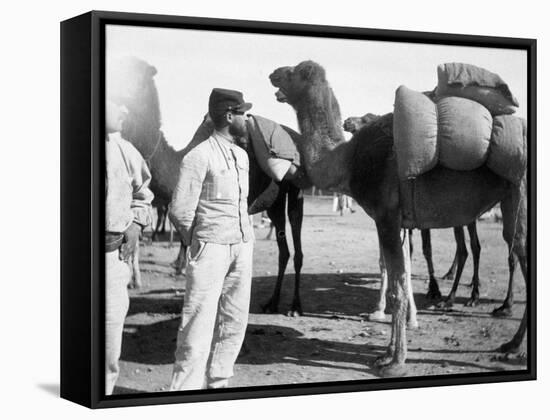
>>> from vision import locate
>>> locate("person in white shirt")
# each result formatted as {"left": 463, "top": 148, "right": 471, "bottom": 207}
{"left": 105, "top": 98, "right": 153, "bottom": 395}
{"left": 169, "top": 88, "right": 254, "bottom": 391}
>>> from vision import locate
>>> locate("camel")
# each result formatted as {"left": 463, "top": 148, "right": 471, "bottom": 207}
{"left": 151, "top": 196, "right": 169, "bottom": 242}
{"left": 344, "top": 113, "right": 483, "bottom": 310}
{"left": 109, "top": 56, "right": 306, "bottom": 316}
{"left": 269, "top": 60, "right": 528, "bottom": 376}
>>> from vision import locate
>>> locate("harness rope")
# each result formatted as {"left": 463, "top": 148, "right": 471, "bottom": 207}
{"left": 144, "top": 130, "right": 163, "bottom": 166}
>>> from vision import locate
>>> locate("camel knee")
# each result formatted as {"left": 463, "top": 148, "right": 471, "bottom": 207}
{"left": 293, "top": 251, "right": 303, "bottom": 271}
{"left": 278, "top": 246, "right": 290, "bottom": 265}
{"left": 387, "top": 286, "right": 407, "bottom": 311}
{"left": 457, "top": 245, "right": 468, "bottom": 266}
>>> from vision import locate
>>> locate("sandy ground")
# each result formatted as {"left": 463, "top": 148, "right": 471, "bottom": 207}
{"left": 115, "top": 195, "right": 527, "bottom": 394}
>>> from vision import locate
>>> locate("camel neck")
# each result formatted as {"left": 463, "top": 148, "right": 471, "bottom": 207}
{"left": 133, "top": 131, "right": 183, "bottom": 200}
{"left": 293, "top": 90, "right": 350, "bottom": 192}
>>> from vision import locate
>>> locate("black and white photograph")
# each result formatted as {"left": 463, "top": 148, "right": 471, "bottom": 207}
{"left": 99, "top": 15, "right": 532, "bottom": 400}
{"left": 4, "top": 0, "right": 550, "bottom": 417}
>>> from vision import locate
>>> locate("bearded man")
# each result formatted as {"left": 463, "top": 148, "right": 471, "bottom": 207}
{"left": 169, "top": 88, "right": 254, "bottom": 391}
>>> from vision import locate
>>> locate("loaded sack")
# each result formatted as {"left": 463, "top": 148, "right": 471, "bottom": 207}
{"left": 393, "top": 63, "right": 526, "bottom": 186}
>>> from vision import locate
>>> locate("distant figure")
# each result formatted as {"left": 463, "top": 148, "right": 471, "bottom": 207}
{"left": 333, "top": 193, "right": 355, "bottom": 216}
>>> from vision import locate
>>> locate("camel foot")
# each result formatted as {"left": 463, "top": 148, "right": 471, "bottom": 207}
{"left": 436, "top": 299, "right": 454, "bottom": 310}
{"left": 172, "top": 263, "right": 185, "bottom": 275}
{"left": 128, "top": 281, "right": 141, "bottom": 290}
{"left": 367, "top": 310, "right": 387, "bottom": 322}
{"left": 465, "top": 297, "right": 480, "bottom": 307}
{"left": 261, "top": 298, "right": 279, "bottom": 314}
{"left": 498, "top": 340, "right": 522, "bottom": 354}
{"left": 378, "top": 362, "right": 408, "bottom": 378}
{"left": 442, "top": 271, "right": 456, "bottom": 281}
{"left": 492, "top": 305, "right": 513, "bottom": 318}
{"left": 426, "top": 289, "right": 442, "bottom": 300}
{"left": 407, "top": 319, "right": 419, "bottom": 330}
{"left": 286, "top": 301, "right": 303, "bottom": 317}
{"left": 373, "top": 353, "right": 393, "bottom": 368}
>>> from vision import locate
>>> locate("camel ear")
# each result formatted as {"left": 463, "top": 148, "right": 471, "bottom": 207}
{"left": 298, "top": 62, "right": 316, "bottom": 80}
{"left": 148, "top": 65, "right": 158, "bottom": 77}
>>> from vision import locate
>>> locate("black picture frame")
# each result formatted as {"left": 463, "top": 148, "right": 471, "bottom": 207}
{"left": 60, "top": 10, "right": 536, "bottom": 409}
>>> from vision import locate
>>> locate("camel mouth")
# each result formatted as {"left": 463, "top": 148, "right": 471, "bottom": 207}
{"left": 274, "top": 89, "right": 288, "bottom": 103}
{"left": 342, "top": 119, "right": 355, "bottom": 133}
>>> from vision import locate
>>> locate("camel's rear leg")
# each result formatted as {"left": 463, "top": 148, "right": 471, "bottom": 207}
{"left": 492, "top": 252, "right": 517, "bottom": 317}
{"left": 465, "top": 222, "right": 481, "bottom": 306}
{"left": 442, "top": 254, "right": 458, "bottom": 280}
{"left": 128, "top": 242, "right": 142, "bottom": 289}
{"left": 261, "top": 191, "right": 290, "bottom": 315}
{"left": 174, "top": 241, "right": 187, "bottom": 275}
{"left": 500, "top": 254, "right": 527, "bottom": 353}
{"left": 437, "top": 226, "right": 468, "bottom": 309}
{"left": 287, "top": 185, "right": 304, "bottom": 317}
{"left": 422, "top": 229, "right": 442, "bottom": 300}
{"left": 498, "top": 179, "right": 528, "bottom": 353}
{"left": 152, "top": 204, "right": 167, "bottom": 242}
{"left": 403, "top": 229, "right": 418, "bottom": 329}
{"left": 368, "top": 230, "right": 388, "bottom": 322}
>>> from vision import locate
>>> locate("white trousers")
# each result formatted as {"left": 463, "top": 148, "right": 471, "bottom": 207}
{"left": 105, "top": 250, "right": 130, "bottom": 395}
{"left": 170, "top": 239, "right": 254, "bottom": 391}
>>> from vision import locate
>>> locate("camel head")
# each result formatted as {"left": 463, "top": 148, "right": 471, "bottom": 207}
{"left": 106, "top": 56, "right": 162, "bottom": 150}
{"left": 343, "top": 117, "right": 363, "bottom": 134}
{"left": 343, "top": 113, "right": 381, "bottom": 134}
{"left": 269, "top": 60, "right": 327, "bottom": 107}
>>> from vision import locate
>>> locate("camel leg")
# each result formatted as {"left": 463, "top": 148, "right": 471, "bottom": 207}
{"left": 369, "top": 232, "right": 388, "bottom": 322}
{"left": 174, "top": 241, "right": 187, "bottom": 275}
{"left": 422, "top": 229, "right": 441, "bottom": 300}
{"left": 499, "top": 254, "right": 527, "bottom": 353}
{"left": 465, "top": 222, "right": 481, "bottom": 306}
{"left": 442, "top": 244, "right": 459, "bottom": 281}
{"left": 404, "top": 229, "right": 418, "bottom": 329}
{"left": 374, "top": 215, "right": 409, "bottom": 377}
{"left": 498, "top": 179, "right": 528, "bottom": 353}
{"left": 371, "top": 229, "right": 416, "bottom": 328}
{"left": 152, "top": 205, "right": 166, "bottom": 242}
{"left": 437, "top": 226, "right": 468, "bottom": 309}
{"left": 408, "top": 229, "right": 414, "bottom": 259}
{"left": 128, "top": 242, "right": 142, "bottom": 289}
{"left": 160, "top": 205, "right": 168, "bottom": 234}
{"left": 261, "top": 192, "right": 290, "bottom": 315}
{"left": 265, "top": 222, "right": 274, "bottom": 240}
{"left": 287, "top": 185, "right": 304, "bottom": 317}
{"left": 492, "top": 252, "right": 517, "bottom": 317}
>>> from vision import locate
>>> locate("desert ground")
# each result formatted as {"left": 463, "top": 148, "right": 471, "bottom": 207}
{"left": 114, "top": 195, "right": 527, "bottom": 394}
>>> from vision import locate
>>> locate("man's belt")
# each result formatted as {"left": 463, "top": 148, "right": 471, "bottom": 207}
{"left": 105, "top": 232, "right": 124, "bottom": 253}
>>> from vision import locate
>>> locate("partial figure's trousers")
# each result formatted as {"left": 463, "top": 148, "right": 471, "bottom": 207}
{"left": 105, "top": 250, "right": 130, "bottom": 395}
{"left": 170, "top": 239, "right": 254, "bottom": 391}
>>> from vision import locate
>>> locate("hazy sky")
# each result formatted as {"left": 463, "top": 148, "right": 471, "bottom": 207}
{"left": 106, "top": 24, "right": 527, "bottom": 150}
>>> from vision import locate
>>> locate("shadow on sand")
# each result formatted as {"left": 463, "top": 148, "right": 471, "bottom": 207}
{"left": 119, "top": 271, "right": 511, "bottom": 376}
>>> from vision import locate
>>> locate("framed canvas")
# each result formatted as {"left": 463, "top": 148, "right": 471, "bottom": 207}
{"left": 60, "top": 10, "right": 536, "bottom": 409}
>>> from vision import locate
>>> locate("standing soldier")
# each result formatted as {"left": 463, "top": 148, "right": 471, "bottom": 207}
{"left": 169, "top": 88, "right": 255, "bottom": 390}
